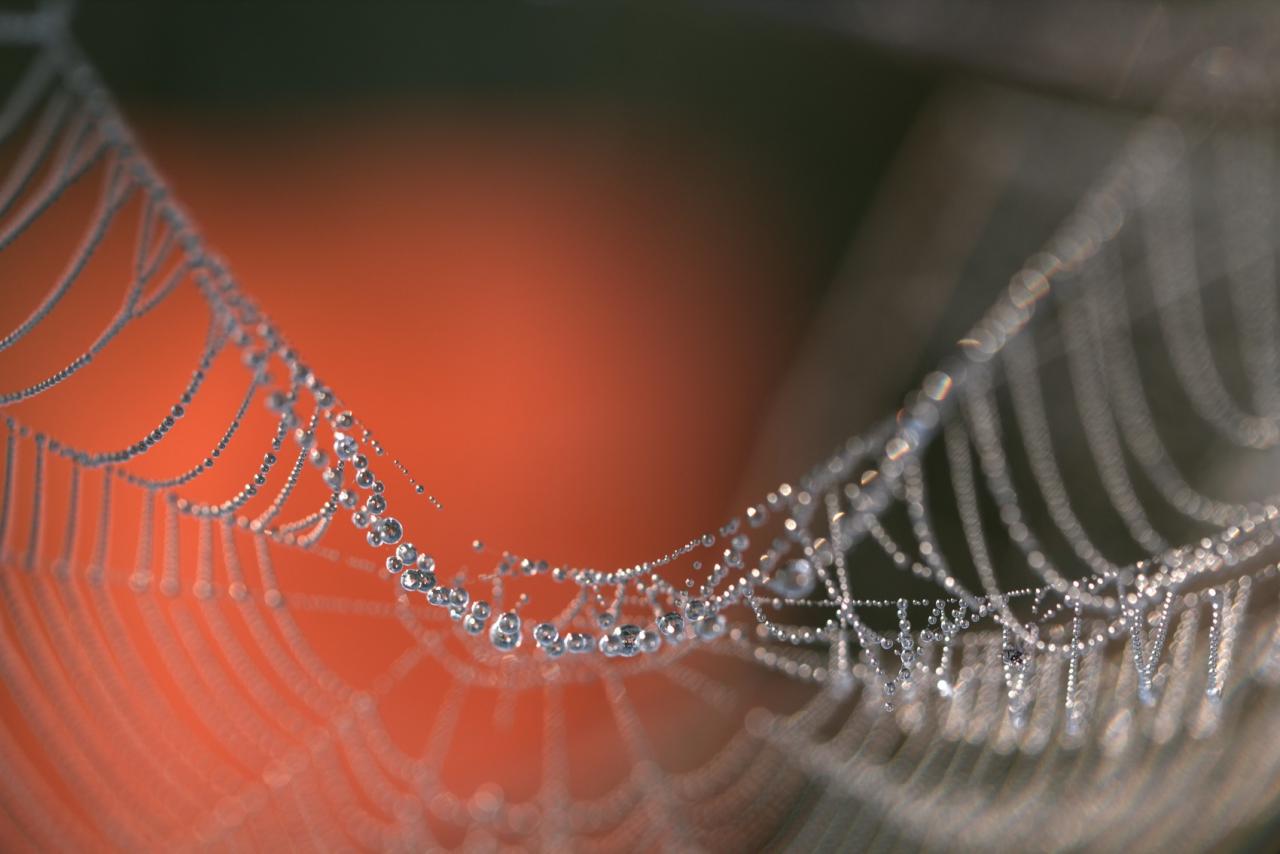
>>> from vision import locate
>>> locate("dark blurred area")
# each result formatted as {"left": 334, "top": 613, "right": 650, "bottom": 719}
{"left": 68, "top": 0, "right": 930, "bottom": 312}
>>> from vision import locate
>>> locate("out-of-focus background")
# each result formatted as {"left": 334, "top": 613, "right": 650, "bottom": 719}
{"left": 67, "top": 1, "right": 938, "bottom": 530}
{"left": 55, "top": 0, "right": 1110, "bottom": 582}
{"left": 55, "top": 0, "right": 965, "bottom": 592}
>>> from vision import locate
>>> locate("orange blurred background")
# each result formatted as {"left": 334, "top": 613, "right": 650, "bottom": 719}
{"left": 0, "top": 6, "right": 931, "bottom": 847}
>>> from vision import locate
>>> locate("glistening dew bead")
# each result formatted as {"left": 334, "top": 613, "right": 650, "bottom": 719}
{"left": 490, "top": 619, "right": 521, "bottom": 651}
{"left": 496, "top": 611, "right": 520, "bottom": 635}
{"left": 637, "top": 629, "right": 661, "bottom": 654}
{"left": 657, "top": 613, "right": 684, "bottom": 639}
{"left": 395, "top": 542, "right": 417, "bottom": 566}
{"left": 378, "top": 517, "right": 403, "bottom": 545}
{"left": 333, "top": 434, "right": 358, "bottom": 460}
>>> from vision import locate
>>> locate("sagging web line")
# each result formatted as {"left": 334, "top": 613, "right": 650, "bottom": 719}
{"left": 7, "top": 378, "right": 1269, "bottom": 850}
{"left": 0, "top": 0, "right": 1275, "bottom": 720}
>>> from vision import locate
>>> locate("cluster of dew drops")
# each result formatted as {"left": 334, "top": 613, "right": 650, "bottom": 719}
{"left": 324, "top": 412, "right": 733, "bottom": 660}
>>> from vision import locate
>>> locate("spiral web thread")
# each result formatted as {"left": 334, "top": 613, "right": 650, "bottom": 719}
{"left": 3, "top": 6, "right": 1280, "bottom": 851}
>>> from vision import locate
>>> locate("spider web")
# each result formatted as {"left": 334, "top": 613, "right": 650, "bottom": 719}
{"left": 3, "top": 4, "right": 1280, "bottom": 851}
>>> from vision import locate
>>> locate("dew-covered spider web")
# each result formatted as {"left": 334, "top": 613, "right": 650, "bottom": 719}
{"left": 5, "top": 3, "right": 1280, "bottom": 851}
